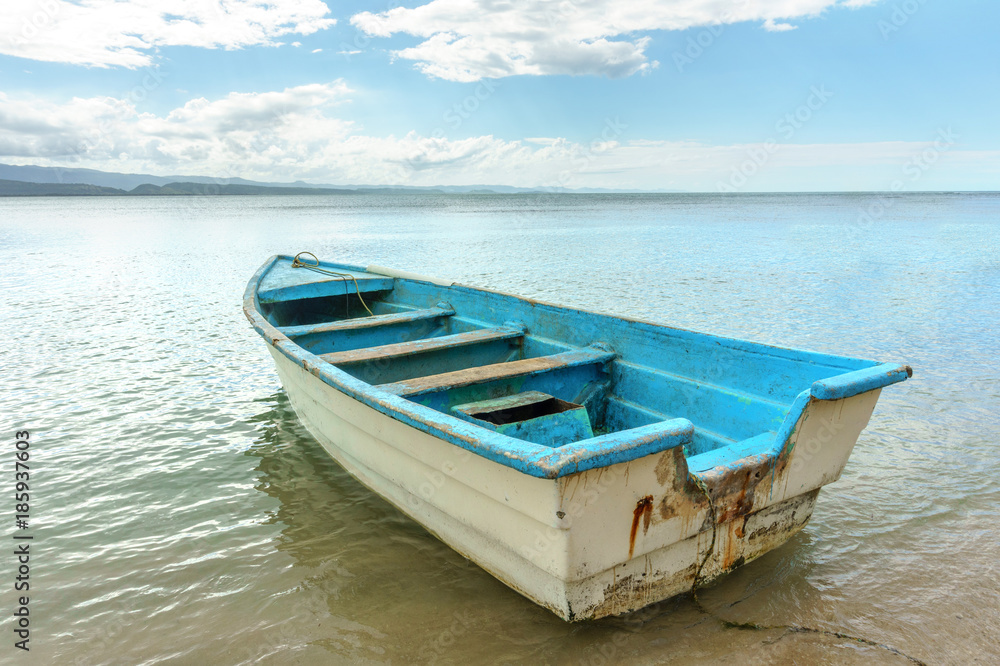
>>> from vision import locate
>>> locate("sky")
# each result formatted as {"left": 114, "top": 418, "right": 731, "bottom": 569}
{"left": 0, "top": 0, "right": 997, "bottom": 191}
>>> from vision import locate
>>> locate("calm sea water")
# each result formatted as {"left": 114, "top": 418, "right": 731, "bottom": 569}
{"left": 1, "top": 192, "right": 998, "bottom": 664}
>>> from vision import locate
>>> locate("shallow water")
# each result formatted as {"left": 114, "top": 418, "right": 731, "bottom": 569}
{"left": 1, "top": 192, "right": 998, "bottom": 664}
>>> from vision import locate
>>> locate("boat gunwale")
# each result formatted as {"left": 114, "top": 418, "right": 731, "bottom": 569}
{"left": 244, "top": 255, "right": 910, "bottom": 479}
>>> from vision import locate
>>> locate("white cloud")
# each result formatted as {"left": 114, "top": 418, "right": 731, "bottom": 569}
{"left": 0, "top": 0, "right": 335, "bottom": 68}
{"left": 2, "top": 85, "right": 995, "bottom": 191}
{"left": 763, "top": 19, "right": 798, "bottom": 32}
{"left": 0, "top": 82, "right": 352, "bottom": 166}
{"left": 350, "top": 0, "right": 877, "bottom": 81}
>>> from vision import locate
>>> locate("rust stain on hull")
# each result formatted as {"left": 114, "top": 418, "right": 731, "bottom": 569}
{"left": 629, "top": 495, "right": 654, "bottom": 559}
{"left": 593, "top": 490, "right": 820, "bottom": 621}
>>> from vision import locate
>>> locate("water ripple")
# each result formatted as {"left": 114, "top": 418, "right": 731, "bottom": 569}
{"left": 1, "top": 193, "right": 996, "bottom": 663}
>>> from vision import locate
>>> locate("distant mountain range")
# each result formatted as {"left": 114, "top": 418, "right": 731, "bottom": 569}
{"left": 0, "top": 178, "right": 370, "bottom": 197}
{"left": 0, "top": 163, "right": 656, "bottom": 195}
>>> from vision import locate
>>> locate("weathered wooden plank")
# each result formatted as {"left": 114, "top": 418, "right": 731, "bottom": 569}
{"left": 321, "top": 325, "right": 525, "bottom": 366}
{"left": 278, "top": 305, "right": 455, "bottom": 339}
{"left": 379, "top": 347, "right": 616, "bottom": 398}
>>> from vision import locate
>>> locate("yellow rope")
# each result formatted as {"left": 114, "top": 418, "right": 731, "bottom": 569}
{"left": 291, "top": 251, "right": 374, "bottom": 317}
{"left": 687, "top": 472, "right": 926, "bottom": 665}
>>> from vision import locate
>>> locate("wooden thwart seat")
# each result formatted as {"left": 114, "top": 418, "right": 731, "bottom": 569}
{"left": 278, "top": 305, "right": 455, "bottom": 339}
{"left": 321, "top": 325, "right": 525, "bottom": 366}
{"left": 379, "top": 347, "right": 616, "bottom": 398}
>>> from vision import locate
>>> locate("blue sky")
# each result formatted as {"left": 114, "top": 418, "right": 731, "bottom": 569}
{"left": 1, "top": 0, "right": 997, "bottom": 190}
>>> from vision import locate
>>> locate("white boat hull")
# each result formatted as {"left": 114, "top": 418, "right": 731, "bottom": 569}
{"left": 269, "top": 345, "right": 881, "bottom": 620}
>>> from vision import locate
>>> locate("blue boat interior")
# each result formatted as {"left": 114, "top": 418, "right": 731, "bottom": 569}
{"left": 255, "top": 256, "right": 909, "bottom": 474}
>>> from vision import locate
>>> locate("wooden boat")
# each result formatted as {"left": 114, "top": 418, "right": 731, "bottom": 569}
{"left": 244, "top": 253, "right": 912, "bottom": 621}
